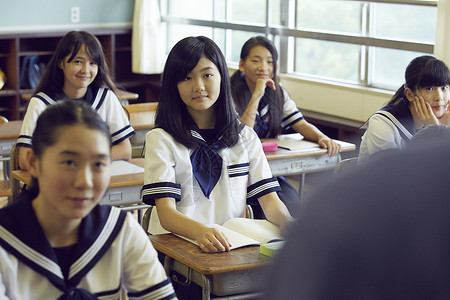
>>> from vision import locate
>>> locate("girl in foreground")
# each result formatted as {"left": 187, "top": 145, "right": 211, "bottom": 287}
{"left": 142, "top": 36, "right": 293, "bottom": 253}
{"left": 359, "top": 55, "right": 450, "bottom": 162}
{"left": 18, "top": 31, "right": 134, "bottom": 170}
{"left": 0, "top": 101, "right": 176, "bottom": 299}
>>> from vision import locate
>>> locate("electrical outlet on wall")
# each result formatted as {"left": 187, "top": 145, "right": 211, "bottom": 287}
{"left": 71, "top": 7, "right": 80, "bottom": 23}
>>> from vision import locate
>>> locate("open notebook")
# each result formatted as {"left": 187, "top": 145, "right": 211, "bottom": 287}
{"left": 110, "top": 160, "right": 144, "bottom": 176}
{"left": 263, "top": 133, "right": 321, "bottom": 151}
{"left": 177, "top": 218, "right": 283, "bottom": 250}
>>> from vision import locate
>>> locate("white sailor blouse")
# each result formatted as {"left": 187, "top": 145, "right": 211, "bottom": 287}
{"left": 359, "top": 98, "right": 416, "bottom": 162}
{"left": 0, "top": 194, "right": 176, "bottom": 300}
{"left": 17, "top": 87, "right": 135, "bottom": 148}
{"left": 142, "top": 125, "right": 281, "bottom": 235}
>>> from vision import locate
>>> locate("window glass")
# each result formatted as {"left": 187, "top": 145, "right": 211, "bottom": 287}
{"left": 229, "top": 0, "right": 266, "bottom": 24}
{"left": 295, "top": 38, "right": 360, "bottom": 83}
{"left": 373, "top": 3, "right": 437, "bottom": 43}
{"left": 213, "top": 0, "right": 226, "bottom": 21}
{"left": 229, "top": 30, "right": 262, "bottom": 62}
{"left": 169, "top": 0, "right": 213, "bottom": 20}
{"left": 271, "top": 0, "right": 281, "bottom": 26}
{"left": 167, "top": 24, "right": 213, "bottom": 51}
{"left": 370, "top": 48, "right": 428, "bottom": 90}
{"left": 297, "top": 1, "right": 362, "bottom": 34}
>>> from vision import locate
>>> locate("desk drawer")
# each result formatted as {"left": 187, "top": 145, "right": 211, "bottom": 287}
{"left": 0, "top": 139, "right": 14, "bottom": 156}
{"left": 171, "top": 259, "right": 266, "bottom": 296}
{"left": 99, "top": 185, "right": 142, "bottom": 206}
{"left": 268, "top": 153, "right": 340, "bottom": 177}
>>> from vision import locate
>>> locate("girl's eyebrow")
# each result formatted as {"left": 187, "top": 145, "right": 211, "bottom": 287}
{"left": 58, "top": 150, "right": 109, "bottom": 159}
{"left": 250, "top": 55, "right": 273, "bottom": 59}
{"left": 200, "top": 66, "right": 214, "bottom": 72}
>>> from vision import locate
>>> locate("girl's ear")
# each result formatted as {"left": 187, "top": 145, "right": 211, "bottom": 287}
{"left": 404, "top": 87, "right": 416, "bottom": 102}
{"left": 27, "top": 150, "right": 40, "bottom": 178}
{"left": 58, "top": 60, "right": 65, "bottom": 70}
{"left": 238, "top": 59, "right": 245, "bottom": 72}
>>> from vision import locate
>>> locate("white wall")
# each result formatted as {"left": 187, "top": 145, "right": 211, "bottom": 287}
{"left": 279, "top": 75, "right": 391, "bottom": 122}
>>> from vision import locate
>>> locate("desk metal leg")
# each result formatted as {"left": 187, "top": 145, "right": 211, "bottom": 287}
{"left": 201, "top": 274, "right": 211, "bottom": 300}
{"left": 163, "top": 255, "right": 172, "bottom": 276}
{"left": 298, "top": 173, "right": 306, "bottom": 203}
{"left": 2, "top": 159, "right": 10, "bottom": 181}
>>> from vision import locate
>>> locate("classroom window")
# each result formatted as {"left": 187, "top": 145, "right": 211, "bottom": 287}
{"left": 160, "top": 0, "right": 438, "bottom": 91}
{"left": 296, "top": 1, "right": 362, "bottom": 34}
{"left": 295, "top": 38, "right": 361, "bottom": 83}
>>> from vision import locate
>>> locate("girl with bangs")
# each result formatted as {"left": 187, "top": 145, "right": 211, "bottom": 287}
{"left": 230, "top": 36, "right": 341, "bottom": 218}
{"left": 359, "top": 55, "right": 450, "bottom": 162}
{"left": 17, "top": 31, "right": 135, "bottom": 170}
{"left": 142, "top": 36, "right": 293, "bottom": 254}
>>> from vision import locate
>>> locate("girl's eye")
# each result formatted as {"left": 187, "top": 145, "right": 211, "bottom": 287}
{"left": 251, "top": 60, "right": 259, "bottom": 63}
{"left": 94, "top": 161, "right": 107, "bottom": 169}
{"left": 268, "top": 61, "right": 274, "bottom": 64}
{"left": 442, "top": 85, "right": 449, "bottom": 90}
{"left": 204, "top": 73, "right": 213, "bottom": 78}
{"left": 90, "top": 61, "right": 98, "bottom": 66}
{"left": 182, "top": 76, "right": 191, "bottom": 81}
{"left": 425, "top": 87, "right": 434, "bottom": 91}
{"left": 62, "top": 160, "right": 76, "bottom": 167}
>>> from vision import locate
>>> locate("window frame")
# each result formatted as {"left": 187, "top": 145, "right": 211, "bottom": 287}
{"left": 160, "top": 0, "right": 437, "bottom": 91}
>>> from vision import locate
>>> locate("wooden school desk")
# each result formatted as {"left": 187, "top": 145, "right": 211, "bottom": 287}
{"left": 263, "top": 134, "right": 356, "bottom": 199}
{"left": 150, "top": 233, "right": 270, "bottom": 300}
{"left": 11, "top": 158, "right": 148, "bottom": 211}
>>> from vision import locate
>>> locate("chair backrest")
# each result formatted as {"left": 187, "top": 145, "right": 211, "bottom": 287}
{"left": 124, "top": 102, "right": 158, "bottom": 114}
{"left": 0, "top": 115, "right": 8, "bottom": 124}
{"left": 333, "top": 157, "right": 358, "bottom": 175}
{"left": 9, "top": 144, "right": 22, "bottom": 203}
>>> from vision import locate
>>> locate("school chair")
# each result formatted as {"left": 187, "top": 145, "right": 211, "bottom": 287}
{"left": 0, "top": 116, "right": 11, "bottom": 201}
{"left": 0, "top": 180, "right": 11, "bottom": 200}
{"left": 9, "top": 144, "right": 22, "bottom": 203}
{"left": 123, "top": 102, "right": 158, "bottom": 114}
{"left": 123, "top": 102, "right": 158, "bottom": 158}
{"left": 333, "top": 157, "right": 358, "bottom": 175}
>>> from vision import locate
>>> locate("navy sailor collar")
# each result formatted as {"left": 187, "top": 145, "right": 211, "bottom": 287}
{"left": 34, "top": 86, "right": 108, "bottom": 111}
{"left": 373, "top": 98, "right": 416, "bottom": 141}
{"left": 0, "top": 192, "right": 126, "bottom": 294}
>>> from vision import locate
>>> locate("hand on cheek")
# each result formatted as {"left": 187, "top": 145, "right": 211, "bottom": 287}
{"left": 413, "top": 96, "right": 439, "bottom": 126}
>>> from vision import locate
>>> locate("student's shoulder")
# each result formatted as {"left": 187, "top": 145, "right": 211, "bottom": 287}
{"left": 238, "top": 123, "right": 260, "bottom": 141}
{"left": 146, "top": 127, "right": 177, "bottom": 143}
{"left": 367, "top": 112, "right": 398, "bottom": 129}
{"left": 28, "top": 92, "right": 56, "bottom": 107}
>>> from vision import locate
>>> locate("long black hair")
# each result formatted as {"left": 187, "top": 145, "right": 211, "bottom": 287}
{"left": 156, "top": 36, "right": 239, "bottom": 149}
{"left": 230, "top": 36, "right": 284, "bottom": 138}
{"left": 34, "top": 31, "right": 117, "bottom": 96}
{"left": 389, "top": 55, "right": 450, "bottom": 105}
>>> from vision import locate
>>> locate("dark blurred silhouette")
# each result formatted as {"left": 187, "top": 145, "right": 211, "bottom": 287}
{"left": 407, "top": 124, "right": 450, "bottom": 149}
{"left": 263, "top": 138, "right": 450, "bottom": 300}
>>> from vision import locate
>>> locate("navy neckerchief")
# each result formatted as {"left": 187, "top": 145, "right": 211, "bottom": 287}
{"left": 0, "top": 192, "right": 126, "bottom": 298}
{"left": 190, "top": 129, "right": 223, "bottom": 199}
{"left": 253, "top": 94, "right": 270, "bottom": 138}
{"left": 377, "top": 98, "right": 416, "bottom": 141}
